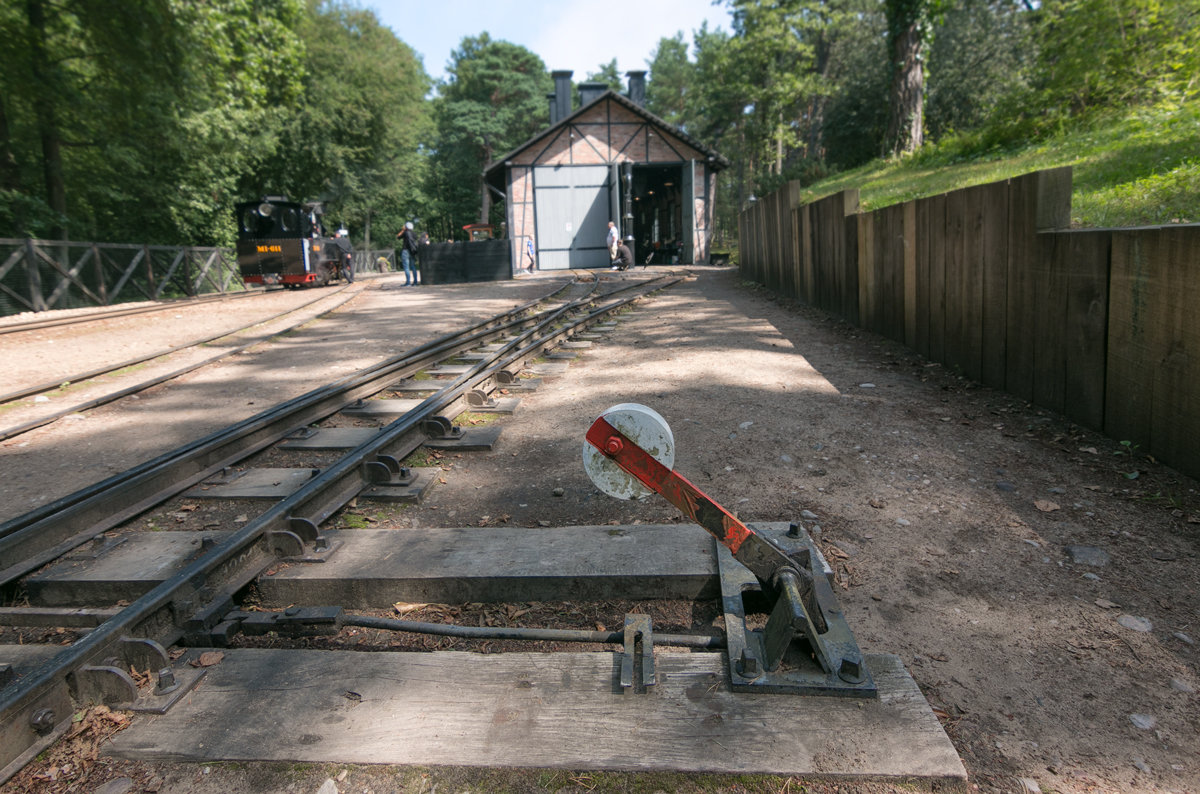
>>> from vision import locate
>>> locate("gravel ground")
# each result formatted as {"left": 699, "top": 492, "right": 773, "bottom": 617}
{"left": 1, "top": 267, "right": 1197, "bottom": 794}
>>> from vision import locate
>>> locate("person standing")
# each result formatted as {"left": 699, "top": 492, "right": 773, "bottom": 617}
{"left": 525, "top": 237, "right": 536, "bottom": 272}
{"left": 333, "top": 228, "right": 354, "bottom": 283}
{"left": 395, "top": 222, "right": 418, "bottom": 286}
{"left": 606, "top": 221, "right": 619, "bottom": 263}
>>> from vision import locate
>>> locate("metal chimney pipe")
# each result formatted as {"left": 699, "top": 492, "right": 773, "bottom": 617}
{"left": 578, "top": 81, "right": 607, "bottom": 108}
{"left": 548, "top": 93, "right": 558, "bottom": 125}
{"left": 626, "top": 70, "right": 647, "bottom": 106}
{"left": 551, "top": 70, "right": 574, "bottom": 122}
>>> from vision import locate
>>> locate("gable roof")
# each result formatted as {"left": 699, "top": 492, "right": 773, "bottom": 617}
{"left": 485, "top": 89, "right": 729, "bottom": 184}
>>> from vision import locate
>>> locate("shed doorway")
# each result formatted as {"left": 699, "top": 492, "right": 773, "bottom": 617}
{"left": 627, "top": 164, "right": 692, "bottom": 266}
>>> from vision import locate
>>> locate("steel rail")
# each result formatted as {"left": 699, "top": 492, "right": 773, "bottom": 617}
{"left": 0, "top": 280, "right": 582, "bottom": 584}
{"left": 0, "top": 284, "right": 353, "bottom": 405}
{"left": 0, "top": 274, "right": 678, "bottom": 780}
{"left": 0, "top": 290, "right": 362, "bottom": 443}
{"left": 0, "top": 289, "right": 267, "bottom": 336}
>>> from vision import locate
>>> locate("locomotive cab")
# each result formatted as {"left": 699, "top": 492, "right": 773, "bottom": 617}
{"left": 236, "top": 195, "right": 341, "bottom": 288}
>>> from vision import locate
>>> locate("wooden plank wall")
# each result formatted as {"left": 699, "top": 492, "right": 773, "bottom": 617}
{"left": 736, "top": 168, "right": 1200, "bottom": 480}
{"left": 1106, "top": 227, "right": 1200, "bottom": 471}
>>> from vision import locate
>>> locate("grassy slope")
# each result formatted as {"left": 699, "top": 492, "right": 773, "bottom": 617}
{"left": 796, "top": 100, "right": 1200, "bottom": 228}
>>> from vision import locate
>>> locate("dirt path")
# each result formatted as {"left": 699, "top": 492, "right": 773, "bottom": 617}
{"left": 2, "top": 267, "right": 1196, "bottom": 794}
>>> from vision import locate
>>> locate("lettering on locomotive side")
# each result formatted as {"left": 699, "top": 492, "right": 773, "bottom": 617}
{"left": 256, "top": 244, "right": 283, "bottom": 253}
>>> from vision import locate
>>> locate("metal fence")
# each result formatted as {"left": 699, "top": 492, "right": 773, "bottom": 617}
{"left": 0, "top": 238, "right": 397, "bottom": 317}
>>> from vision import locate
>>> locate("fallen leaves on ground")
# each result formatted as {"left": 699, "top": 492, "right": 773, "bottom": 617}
{"left": 189, "top": 650, "right": 224, "bottom": 667}
{"left": 6, "top": 705, "right": 135, "bottom": 794}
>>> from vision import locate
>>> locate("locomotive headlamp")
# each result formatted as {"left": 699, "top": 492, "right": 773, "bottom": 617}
{"left": 258, "top": 202, "right": 274, "bottom": 217}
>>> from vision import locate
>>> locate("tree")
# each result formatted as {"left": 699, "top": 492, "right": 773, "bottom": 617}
{"left": 884, "top": 0, "right": 934, "bottom": 155}
{"left": 645, "top": 33, "right": 693, "bottom": 129}
{"left": 924, "top": 0, "right": 1032, "bottom": 140}
{"left": 821, "top": 0, "right": 890, "bottom": 169}
{"left": 259, "top": 2, "right": 431, "bottom": 248}
{"left": 0, "top": 0, "right": 307, "bottom": 243}
{"left": 430, "top": 35, "right": 550, "bottom": 231}
{"left": 586, "top": 59, "right": 623, "bottom": 91}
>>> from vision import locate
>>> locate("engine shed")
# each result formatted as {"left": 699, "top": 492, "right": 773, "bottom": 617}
{"left": 485, "top": 71, "right": 729, "bottom": 271}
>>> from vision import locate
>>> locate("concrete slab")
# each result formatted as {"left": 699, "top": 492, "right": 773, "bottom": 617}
{"left": 279, "top": 427, "right": 500, "bottom": 452}
{"left": 465, "top": 397, "right": 521, "bottom": 414}
{"left": 426, "top": 364, "right": 473, "bottom": 376}
{"left": 360, "top": 467, "right": 439, "bottom": 503}
{"left": 389, "top": 380, "right": 440, "bottom": 393}
{"left": 25, "top": 524, "right": 728, "bottom": 607}
{"left": 424, "top": 426, "right": 502, "bottom": 451}
{"left": 26, "top": 531, "right": 227, "bottom": 606}
{"left": 21, "top": 522, "right": 816, "bottom": 614}
{"left": 530, "top": 362, "right": 570, "bottom": 375}
{"left": 185, "top": 468, "right": 320, "bottom": 500}
{"left": 340, "top": 399, "right": 422, "bottom": 417}
{"left": 104, "top": 648, "right": 966, "bottom": 785}
{"left": 277, "top": 427, "right": 379, "bottom": 450}
{"left": 499, "top": 376, "right": 541, "bottom": 392}
{"left": 0, "top": 645, "right": 66, "bottom": 679}
{"left": 257, "top": 524, "right": 722, "bottom": 606}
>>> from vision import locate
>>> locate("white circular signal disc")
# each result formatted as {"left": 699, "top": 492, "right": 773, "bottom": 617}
{"left": 582, "top": 403, "right": 675, "bottom": 500}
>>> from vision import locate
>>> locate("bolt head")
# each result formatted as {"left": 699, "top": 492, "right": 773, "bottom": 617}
{"left": 605, "top": 436, "right": 623, "bottom": 455}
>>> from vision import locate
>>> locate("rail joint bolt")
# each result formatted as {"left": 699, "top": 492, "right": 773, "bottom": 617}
{"left": 30, "top": 708, "right": 56, "bottom": 736}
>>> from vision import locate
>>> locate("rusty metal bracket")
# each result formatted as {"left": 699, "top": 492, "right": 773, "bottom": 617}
{"left": 421, "top": 415, "right": 463, "bottom": 440}
{"left": 717, "top": 524, "right": 875, "bottom": 697}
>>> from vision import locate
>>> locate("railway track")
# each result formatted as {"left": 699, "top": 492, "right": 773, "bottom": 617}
{"left": 0, "top": 285, "right": 361, "bottom": 442}
{"left": 0, "top": 289, "right": 266, "bottom": 337}
{"left": 0, "top": 272, "right": 685, "bottom": 783}
{"left": 0, "top": 284, "right": 352, "bottom": 407}
{"left": 0, "top": 270, "right": 963, "bottom": 790}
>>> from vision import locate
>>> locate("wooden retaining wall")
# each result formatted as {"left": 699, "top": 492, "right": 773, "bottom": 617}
{"left": 738, "top": 168, "right": 1200, "bottom": 481}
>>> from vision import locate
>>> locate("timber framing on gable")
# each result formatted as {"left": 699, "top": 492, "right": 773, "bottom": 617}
{"left": 491, "top": 92, "right": 726, "bottom": 174}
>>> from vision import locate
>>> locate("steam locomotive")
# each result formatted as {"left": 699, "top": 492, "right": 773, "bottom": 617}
{"left": 235, "top": 195, "right": 347, "bottom": 288}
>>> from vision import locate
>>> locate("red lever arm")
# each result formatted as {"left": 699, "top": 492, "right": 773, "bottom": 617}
{"left": 585, "top": 415, "right": 754, "bottom": 555}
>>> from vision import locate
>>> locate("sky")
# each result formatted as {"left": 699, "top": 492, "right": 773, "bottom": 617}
{"left": 369, "top": 0, "right": 733, "bottom": 85}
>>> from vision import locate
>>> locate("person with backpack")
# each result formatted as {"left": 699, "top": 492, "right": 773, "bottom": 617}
{"left": 396, "top": 222, "right": 419, "bottom": 286}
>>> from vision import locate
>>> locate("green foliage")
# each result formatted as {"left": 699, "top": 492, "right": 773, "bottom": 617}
{"left": 645, "top": 33, "right": 693, "bottom": 129}
{"left": 260, "top": 2, "right": 431, "bottom": 245}
{"left": 925, "top": 0, "right": 1033, "bottom": 140}
{"left": 0, "top": 0, "right": 426, "bottom": 248}
{"left": 585, "top": 59, "right": 623, "bottom": 91}
{"left": 426, "top": 34, "right": 551, "bottom": 237}
{"left": 797, "top": 100, "right": 1200, "bottom": 228}
{"left": 1034, "top": 0, "right": 1200, "bottom": 114}
{"left": 821, "top": 1, "right": 890, "bottom": 170}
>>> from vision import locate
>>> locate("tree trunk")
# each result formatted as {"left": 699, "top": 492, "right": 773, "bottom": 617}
{"left": 0, "top": 92, "right": 21, "bottom": 192}
{"left": 805, "top": 32, "right": 833, "bottom": 161}
{"left": 885, "top": 10, "right": 925, "bottom": 156}
{"left": 25, "top": 0, "right": 68, "bottom": 237}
